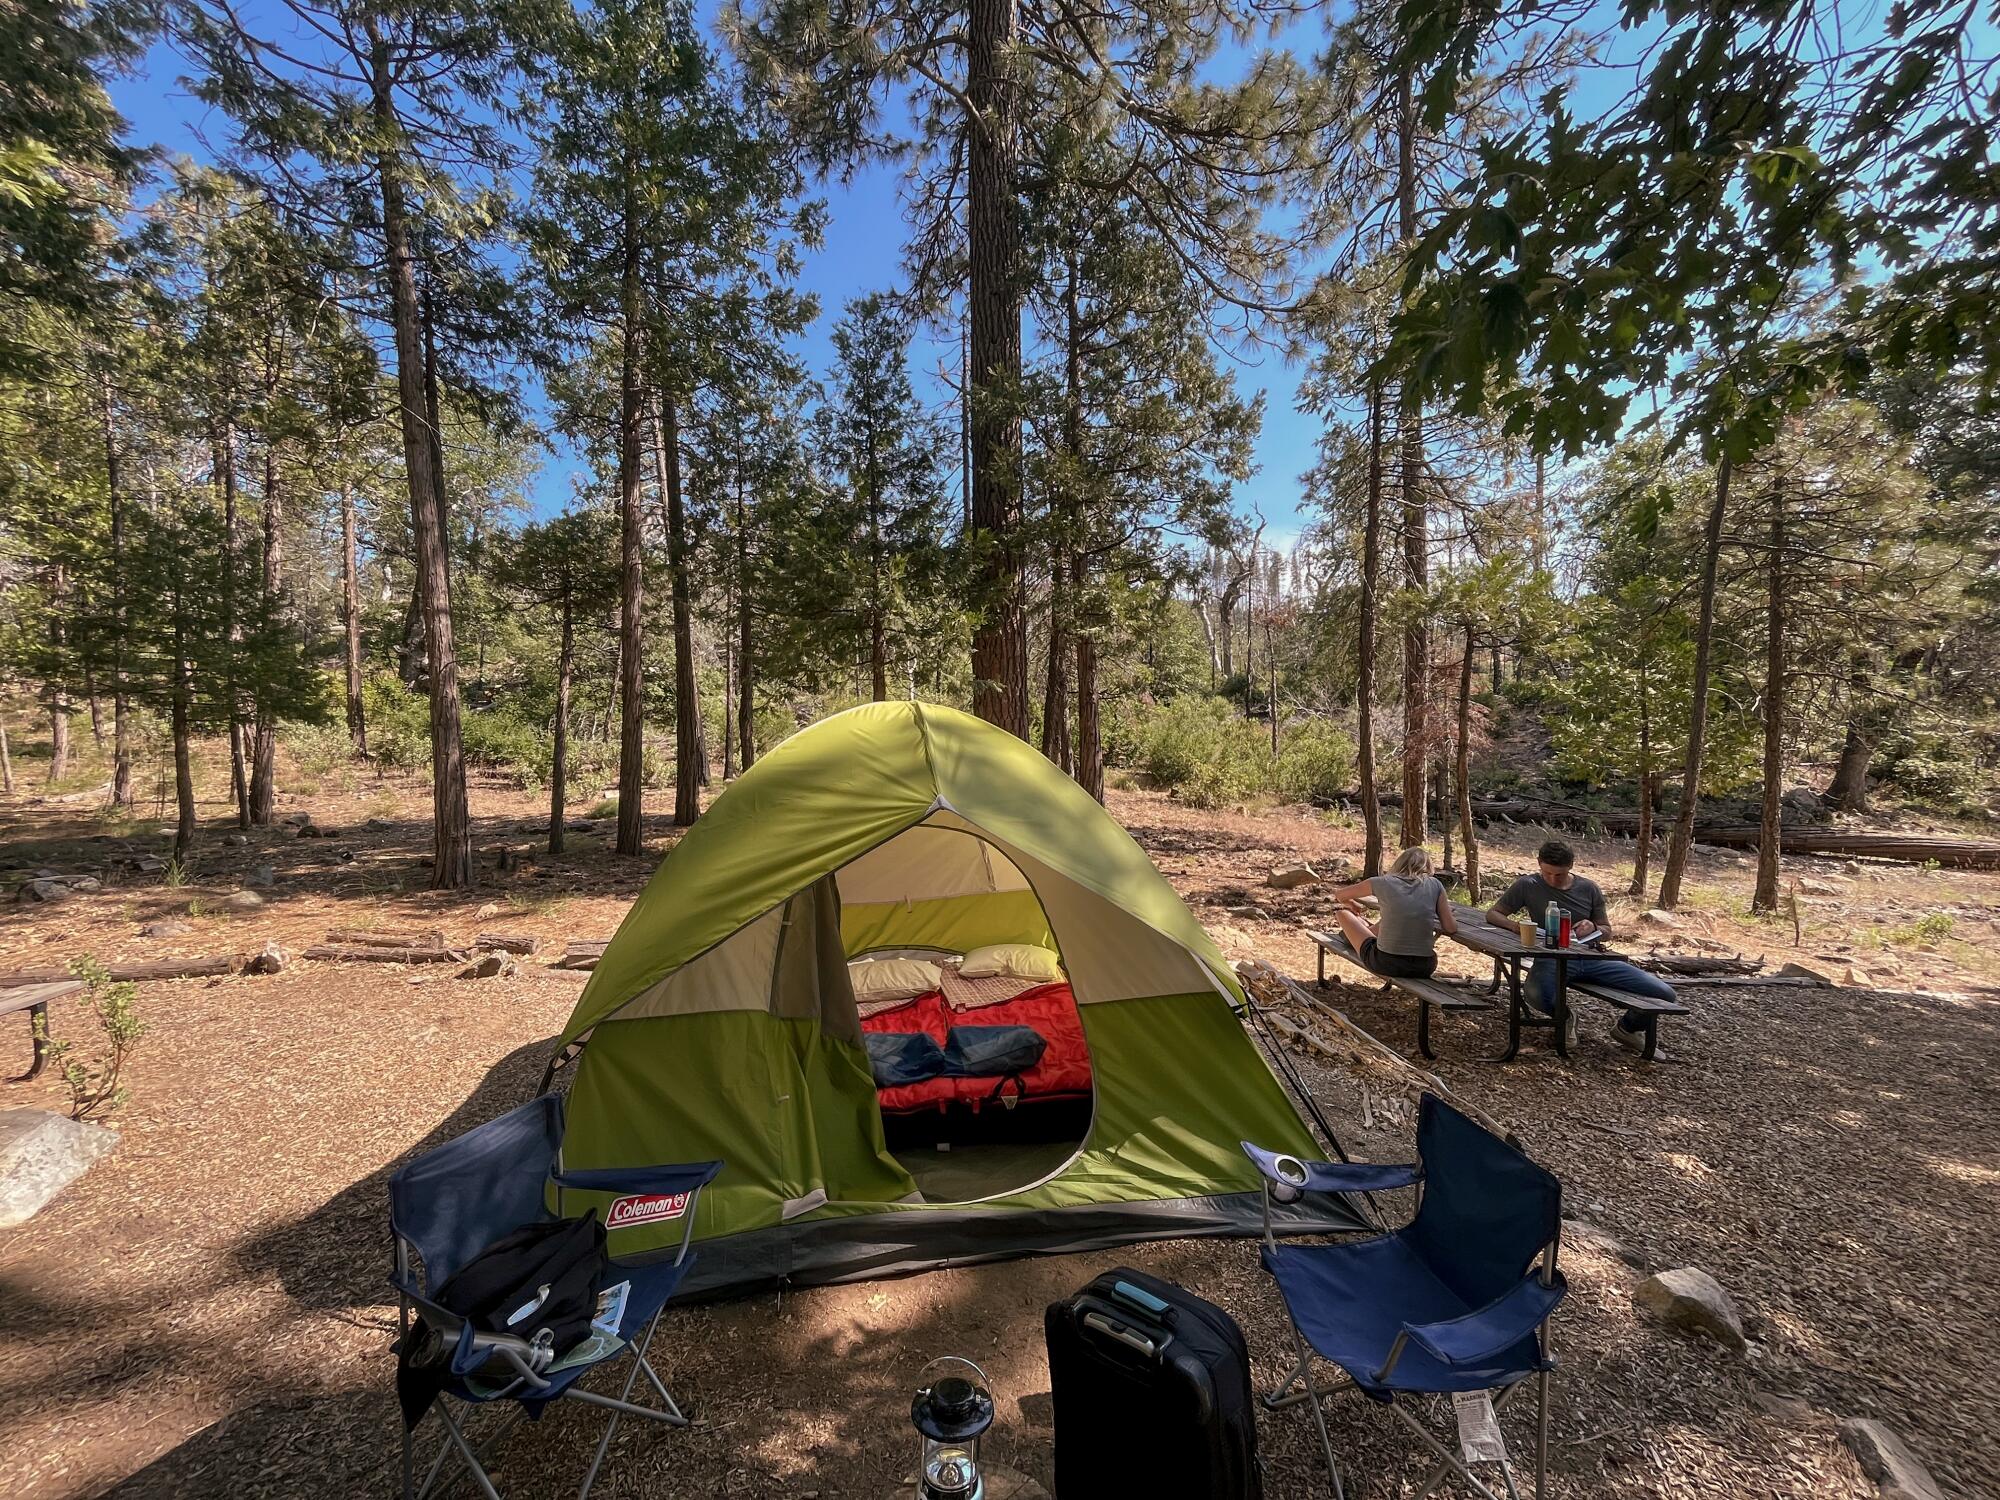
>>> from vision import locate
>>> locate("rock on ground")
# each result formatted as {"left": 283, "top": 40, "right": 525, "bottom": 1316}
{"left": 1641, "top": 908, "right": 1680, "bottom": 928}
{"left": 1839, "top": 1418, "right": 1946, "bottom": 1500}
{"left": 0, "top": 1109, "right": 117, "bottom": 1228}
{"left": 1634, "top": 1266, "right": 1747, "bottom": 1351}
{"left": 216, "top": 890, "right": 265, "bottom": 912}
{"left": 140, "top": 918, "right": 192, "bottom": 939}
{"left": 462, "top": 953, "right": 516, "bottom": 979}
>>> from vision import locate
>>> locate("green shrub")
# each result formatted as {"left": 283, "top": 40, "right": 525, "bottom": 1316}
{"left": 281, "top": 719, "right": 353, "bottom": 779}
{"left": 361, "top": 675, "right": 432, "bottom": 772}
{"left": 1133, "top": 696, "right": 1270, "bottom": 808}
{"left": 462, "top": 710, "right": 550, "bottom": 789}
{"left": 1274, "top": 720, "right": 1357, "bottom": 806}
{"left": 38, "top": 957, "right": 145, "bottom": 1122}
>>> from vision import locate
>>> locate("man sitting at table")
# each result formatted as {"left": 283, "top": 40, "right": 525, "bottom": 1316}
{"left": 1486, "top": 838, "right": 1679, "bottom": 1056}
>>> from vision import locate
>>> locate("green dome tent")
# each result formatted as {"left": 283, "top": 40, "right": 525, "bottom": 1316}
{"left": 549, "top": 700, "right": 1360, "bottom": 1293}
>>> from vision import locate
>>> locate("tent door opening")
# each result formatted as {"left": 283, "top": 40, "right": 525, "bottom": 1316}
{"left": 838, "top": 824, "right": 1093, "bottom": 1205}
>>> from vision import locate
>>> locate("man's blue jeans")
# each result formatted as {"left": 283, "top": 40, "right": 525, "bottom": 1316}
{"left": 1529, "top": 957, "right": 1677, "bottom": 1033}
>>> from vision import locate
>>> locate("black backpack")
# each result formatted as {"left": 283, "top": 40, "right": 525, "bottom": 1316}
{"left": 398, "top": 1212, "right": 609, "bottom": 1425}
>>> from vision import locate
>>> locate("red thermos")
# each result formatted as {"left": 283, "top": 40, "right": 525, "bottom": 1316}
{"left": 1558, "top": 913, "right": 1572, "bottom": 948}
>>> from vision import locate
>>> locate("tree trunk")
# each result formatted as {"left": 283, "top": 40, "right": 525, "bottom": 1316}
{"left": 1075, "top": 630, "right": 1103, "bottom": 802}
{"left": 1828, "top": 718, "right": 1877, "bottom": 814}
{"left": 867, "top": 430, "right": 888, "bottom": 701}
{"left": 1631, "top": 655, "right": 1654, "bottom": 899}
{"left": 1396, "top": 63, "right": 1429, "bottom": 851}
{"left": 86, "top": 669, "right": 104, "bottom": 749}
{"left": 216, "top": 425, "right": 249, "bottom": 827}
{"left": 1242, "top": 557, "right": 1255, "bottom": 716}
{"left": 615, "top": 184, "right": 646, "bottom": 857}
{"left": 550, "top": 585, "right": 572, "bottom": 857}
{"left": 1456, "top": 622, "right": 1478, "bottom": 900}
{"left": 340, "top": 481, "right": 367, "bottom": 754}
{"left": 1658, "top": 454, "right": 1733, "bottom": 909}
{"left": 104, "top": 375, "right": 132, "bottom": 808}
{"left": 1196, "top": 593, "right": 1219, "bottom": 687}
{"left": 249, "top": 443, "right": 282, "bottom": 824}
{"left": 965, "top": 0, "right": 1028, "bottom": 737}
{"left": 1753, "top": 480, "right": 1786, "bottom": 912}
{"left": 171, "top": 666, "right": 195, "bottom": 858}
{"left": 1268, "top": 612, "right": 1279, "bottom": 755}
{"left": 1216, "top": 583, "right": 1239, "bottom": 681}
{"left": 1040, "top": 561, "right": 1070, "bottom": 771}
{"left": 0, "top": 715, "right": 12, "bottom": 793}
{"left": 371, "top": 21, "right": 470, "bottom": 889}
{"left": 46, "top": 691, "right": 69, "bottom": 785}
{"left": 736, "top": 486, "right": 756, "bottom": 773}
{"left": 652, "top": 395, "right": 701, "bottom": 827}
{"left": 1357, "top": 381, "right": 1385, "bottom": 878}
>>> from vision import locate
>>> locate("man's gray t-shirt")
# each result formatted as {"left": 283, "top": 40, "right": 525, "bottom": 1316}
{"left": 1370, "top": 874, "right": 1445, "bottom": 957}
{"left": 1495, "top": 872, "right": 1608, "bottom": 931}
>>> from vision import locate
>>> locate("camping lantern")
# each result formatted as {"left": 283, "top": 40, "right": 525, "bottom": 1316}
{"left": 912, "top": 1356, "right": 995, "bottom": 1500}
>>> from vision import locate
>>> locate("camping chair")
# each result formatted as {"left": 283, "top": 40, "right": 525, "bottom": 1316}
{"left": 389, "top": 1093, "right": 721, "bottom": 1500}
{"left": 1243, "top": 1094, "right": 1566, "bottom": 1500}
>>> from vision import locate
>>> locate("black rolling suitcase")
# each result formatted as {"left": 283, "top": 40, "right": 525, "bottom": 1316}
{"left": 1044, "top": 1266, "right": 1261, "bottom": 1498}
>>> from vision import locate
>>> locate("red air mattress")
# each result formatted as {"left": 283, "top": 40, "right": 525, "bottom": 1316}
{"left": 860, "top": 982, "right": 1092, "bottom": 1115}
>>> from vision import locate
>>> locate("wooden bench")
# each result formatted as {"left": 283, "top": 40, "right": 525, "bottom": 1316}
{"left": 0, "top": 980, "right": 84, "bottom": 1081}
{"left": 1566, "top": 979, "right": 1688, "bottom": 1061}
{"left": 1306, "top": 930, "right": 1495, "bottom": 1060}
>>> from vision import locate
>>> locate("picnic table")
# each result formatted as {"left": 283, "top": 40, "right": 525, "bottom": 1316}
{"left": 1444, "top": 904, "right": 1685, "bottom": 1061}
{"left": 0, "top": 980, "right": 84, "bottom": 1081}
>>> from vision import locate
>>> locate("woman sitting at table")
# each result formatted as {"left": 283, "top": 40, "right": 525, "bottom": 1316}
{"left": 1329, "top": 846, "right": 1457, "bottom": 979}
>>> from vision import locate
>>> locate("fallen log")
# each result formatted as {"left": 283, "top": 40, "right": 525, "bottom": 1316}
{"left": 304, "top": 944, "right": 469, "bottom": 965}
{"left": 553, "top": 940, "right": 608, "bottom": 970}
{"left": 325, "top": 927, "right": 448, "bottom": 950}
{"left": 1636, "top": 954, "right": 1764, "bottom": 978}
{"left": 0, "top": 955, "right": 244, "bottom": 986}
{"left": 1355, "top": 789, "right": 2000, "bottom": 868}
{"left": 475, "top": 933, "right": 541, "bottom": 956}
{"left": 1677, "top": 974, "right": 1829, "bottom": 989}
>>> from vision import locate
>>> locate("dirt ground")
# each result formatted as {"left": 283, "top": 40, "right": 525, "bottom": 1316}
{"left": 0, "top": 745, "right": 1995, "bottom": 1499}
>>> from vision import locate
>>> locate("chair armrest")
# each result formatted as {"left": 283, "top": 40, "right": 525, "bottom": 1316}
{"left": 389, "top": 1274, "right": 553, "bottom": 1389}
{"left": 1401, "top": 1270, "right": 1568, "bottom": 1370}
{"left": 1241, "top": 1141, "right": 1419, "bottom": 1195}
{"left": 551, "top": 1159, "right": 723, "bottom": 1198}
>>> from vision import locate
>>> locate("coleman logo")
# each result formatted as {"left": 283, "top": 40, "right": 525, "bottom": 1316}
{"left": 606, "top": 1192, "right": 691, "bottom": 1229}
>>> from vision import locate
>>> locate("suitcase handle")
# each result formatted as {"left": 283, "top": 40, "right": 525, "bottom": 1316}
{"left": 1109, "top": 1280, "right": 1172, "bottom": 1318}
{"left": 1082, "top": 1309, "right": 1166, "bottom": 1359}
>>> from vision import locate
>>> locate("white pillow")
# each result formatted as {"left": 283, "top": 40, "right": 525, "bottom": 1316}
{"left": 957, "top": 943, "right": 1064, "bottom": 983}
{"left": 848, "top": 957, "right": 943, "bottom": 1003}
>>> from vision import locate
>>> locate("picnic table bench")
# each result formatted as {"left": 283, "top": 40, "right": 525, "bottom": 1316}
{"left": 0, "top": 980, "right": 84, "bottom": 1081}
{"left": 1306, "top": 929, "right": 1496, "bottom": 1060}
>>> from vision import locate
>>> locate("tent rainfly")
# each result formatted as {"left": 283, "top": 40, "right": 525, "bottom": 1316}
{"left": 548, "top": 700, "right": 1361, "bottom": 1294}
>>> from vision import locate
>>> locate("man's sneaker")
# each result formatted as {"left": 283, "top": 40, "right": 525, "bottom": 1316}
{"left": 1612, "top": 1024, "right": 1661, "bottom": 1060}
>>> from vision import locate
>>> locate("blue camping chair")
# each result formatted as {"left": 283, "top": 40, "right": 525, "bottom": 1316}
{"left": 389, "top": 1094, "right": 721, "bottom": 1500}
{"left": 1243, "top": 1094, "right": 1566, "bottom": 1500}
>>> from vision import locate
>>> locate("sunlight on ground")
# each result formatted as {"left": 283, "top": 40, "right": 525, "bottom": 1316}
{"left": 1918, "top": 1153, "right": 2000, "bottom": 1187}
